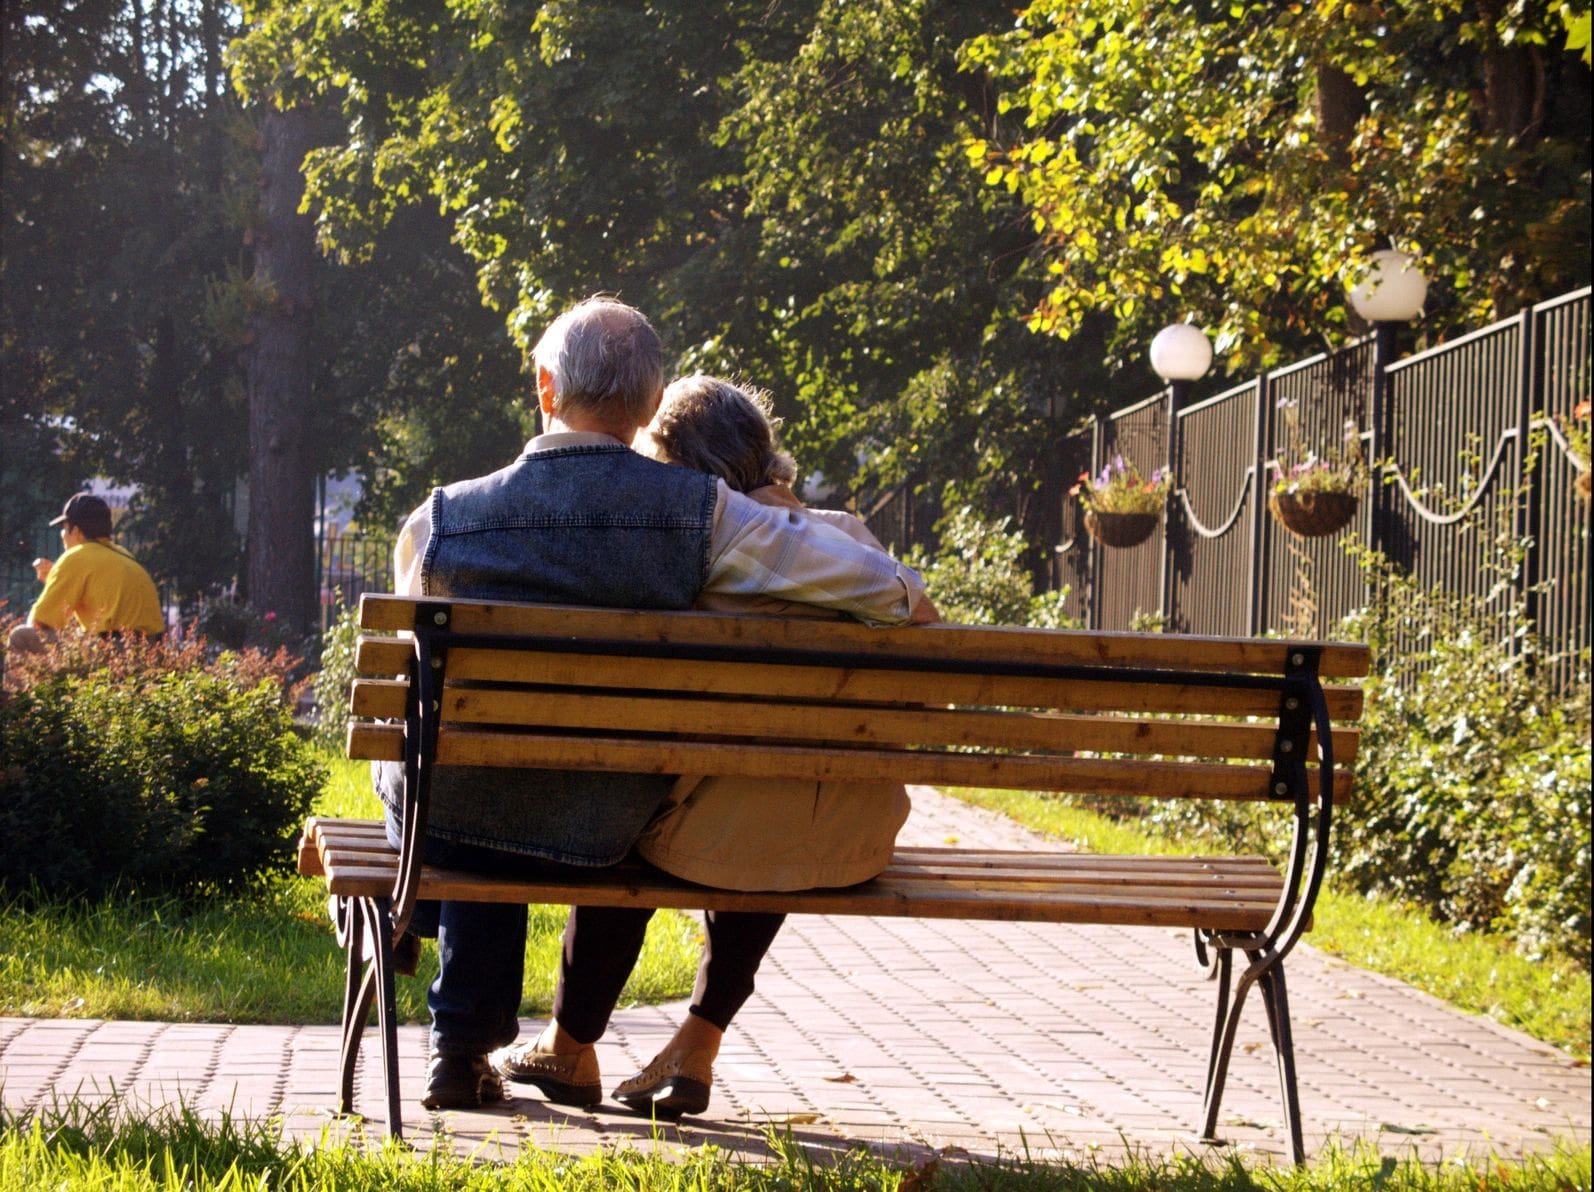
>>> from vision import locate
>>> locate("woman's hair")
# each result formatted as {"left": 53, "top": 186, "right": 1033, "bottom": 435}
{"left": 649, "top": 375, "right": 798, "bottom": 494}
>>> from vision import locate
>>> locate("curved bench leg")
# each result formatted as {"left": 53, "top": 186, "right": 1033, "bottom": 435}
{"left": 1200, "top": 945, "right": 1233, "bottom": 1119}
{"left": 1200, "top": 947, "right": 1306, "bottom": 1166}
{"left": 336, "top": 898, "right": 374, "bottom": 1116}
{"left": 365, "top": 896, "right": 403, "bottom": 1139}
{"left": 1200, "top": 946, "right": 1241, "bottom": 1145}
{"left": 1259, "top": 962, "right": 1304, "bottom": 1165}
{"left": 334, "top": 895, "right": 405, "bottom": 1139}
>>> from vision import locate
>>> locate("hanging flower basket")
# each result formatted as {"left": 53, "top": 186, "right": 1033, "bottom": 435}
{"left": 1084, "top": 510, "right": 1159, "bottom": 549}
{"left": 1269, "top": 490, "right": 1359, "bottom": 538}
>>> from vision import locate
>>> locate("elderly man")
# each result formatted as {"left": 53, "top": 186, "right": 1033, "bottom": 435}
{"left": 8, "top": 493, "right": 164, "bottom": 656}
{"left": 380, "top": 297, "right": 931, "bottom": 1110}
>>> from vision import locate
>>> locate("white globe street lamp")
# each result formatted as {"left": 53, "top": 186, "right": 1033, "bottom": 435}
{"left": 1347, "top": 249, "right": 1428, "bottom": 323}
{"left": 1347, "top": 250, "right": 1426, "bottom": 560}
{"left": 1150, "top": 323, "right": 1214, "bottom": 383}
{"left": 1141, "top": 324, "right": 1213, "bottom": 606}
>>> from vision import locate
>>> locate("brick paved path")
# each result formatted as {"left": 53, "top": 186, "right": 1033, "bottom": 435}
{"left": 2, "top": 787, "right": 1589, "bottom": 1168}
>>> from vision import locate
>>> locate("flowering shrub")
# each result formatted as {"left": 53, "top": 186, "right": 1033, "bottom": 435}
{"left": 1069, "top": 455, "right": 1170, "bottom": 514}
{"left": 1134, "top": 512, "right": 1592, "bottom": 969}
{"left": 0, "top": 616, "right": 322, "bottom": 901}
{"left": 0, "top": 614, "right": 308, "bottom": 709}
{"left": 0, "top": 650, "right": 323, "bottom": 901}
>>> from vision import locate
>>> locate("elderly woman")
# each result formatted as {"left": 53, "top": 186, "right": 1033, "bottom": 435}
{"left": 494, "top": 375, "right": 934, "bottom": 1119}
{"left": 634, "top": 375, "right": 920, "bottom": 889}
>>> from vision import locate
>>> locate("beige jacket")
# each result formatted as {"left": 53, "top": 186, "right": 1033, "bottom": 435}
{"left": 635, "top": 485, "right": 912, "bottom": 891}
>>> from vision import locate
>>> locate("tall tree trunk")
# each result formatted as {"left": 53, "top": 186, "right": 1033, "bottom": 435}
{"left": 1472, "top": 0, "right": 1548, "bottom": 315}
{"left": 244, "top": 106, "right": 320, "bottom": 631}
{"left": 1313, "top": 63, "right": 1367, "bottom": 168}
{"left": 1474, "top": 0, "right": 1546, "bottom": 144}
{"left": 200, "top": 0, "right": 222, "bottom": 108}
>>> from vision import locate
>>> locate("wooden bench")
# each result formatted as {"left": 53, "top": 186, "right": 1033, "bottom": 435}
{"left": 297, "top": 592, "right": 1368, "bottom": 1161}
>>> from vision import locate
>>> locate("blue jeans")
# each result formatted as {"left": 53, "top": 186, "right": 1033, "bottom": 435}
{"left": 383, "top": 807, "right": 579, "bottom": 1058}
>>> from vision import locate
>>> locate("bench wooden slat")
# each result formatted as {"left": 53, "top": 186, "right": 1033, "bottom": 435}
{"left": 354, "top": 638, "right": 1365, "bottom": 722}
{"left": 311, "top": 864, "right": 1280, "bottom": 930}
{"left": 308, "top": 819, "right": 1282, "bottom": 868}
{"left": 299, "top": 824, "right": 1292, "bottom": 889}
{"left": 357, "top": 594, "right": 1372, "bottom": 678}
{"left": 302, "top": 825, "right": 1283, "bottom": 894}
{"left": 346, "top": 722, "right": 1353, "bottom": 802}
{"left": 350, "top": 681, "right": 1357, "bottom": 762}
{"left": 312, "top": 851, "right": 1282, "bottom": 903}
{"left": 880, "top": 862, "right": 1283, "bottom": 889}
{"left": 887, "top": 846, "right": 1275, "bottom": 868}
{"left": 303, "top": 856, "right": 1284, "bottom": 933}
{"left": 301, "top": 819, "right": 1286, "bottom": 913}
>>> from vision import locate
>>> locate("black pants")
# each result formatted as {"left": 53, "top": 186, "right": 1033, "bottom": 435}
{"left": 553, "top": 906, "right": 786, "bottom": 1044}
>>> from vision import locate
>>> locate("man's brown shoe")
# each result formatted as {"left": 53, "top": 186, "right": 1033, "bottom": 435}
{"left": 612, "top": 1047, "right": 713, "bottom": 1119}
{"left": 490, "top": 1039, "right": 602, "bottom": 1107}
{"left": 421, "top": 1053, "right": 505, "bottom": 1110}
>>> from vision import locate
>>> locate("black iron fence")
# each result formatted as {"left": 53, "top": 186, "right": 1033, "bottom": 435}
{"left": 872, "top": 287, "right": 1591, "bottom": 687}
{"left": 12, "top": 291, "right": 1586, "bottom": 671}
{"left": 316, "top": 527, "right": 394, "bottom": 630}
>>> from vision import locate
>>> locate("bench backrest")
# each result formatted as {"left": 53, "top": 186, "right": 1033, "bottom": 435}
{"left": 346, "top": 594, "right": 1368, "bottom": 950}
{"left": 349, "top": 595, "right": 1366, "bottom": 802}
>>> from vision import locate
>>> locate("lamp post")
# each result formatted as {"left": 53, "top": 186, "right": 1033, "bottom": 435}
{"left": 1150, "top": 322, "right": 1214, "bottom": 486}
{"left": 1347, "top": 249, "right": 1427, "bottom": 554}
{"left": 1149, "top": 322, "right": 1214, "bottom": 628}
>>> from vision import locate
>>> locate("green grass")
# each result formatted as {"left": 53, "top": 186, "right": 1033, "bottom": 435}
{"left": 2, "top": 1099, "right": 1589, "bottom": 1191}
{"left": 0, "top": 754, "right": 700, "bottom": 1025}
{"left": 951, "top": 788, "right": 1592, "bottom": 1061}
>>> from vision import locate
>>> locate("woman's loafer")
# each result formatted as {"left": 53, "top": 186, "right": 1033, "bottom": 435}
{"left": 612, "top": 1048, "right": 713, "bottom": 1119}
{"left": 490, "top": 1039, "right": 602, "bottom": 1107}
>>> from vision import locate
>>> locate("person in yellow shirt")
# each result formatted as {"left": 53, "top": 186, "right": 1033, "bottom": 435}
{"left": 8, "top": 493, "right": 165, "bottom": 655}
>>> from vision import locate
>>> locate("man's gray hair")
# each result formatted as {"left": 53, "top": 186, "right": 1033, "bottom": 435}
{"left": 532, "top": 297, "right": 664, "bottom": 425}
{"left": 649, "top": 375, "right": 798, "bottom": 494}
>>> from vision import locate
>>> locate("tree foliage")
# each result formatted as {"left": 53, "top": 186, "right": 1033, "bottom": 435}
{"left": 2, "top": 0, "right": 249, "bottom": 592}
{"left": 3, "top": 1, "right": 527, "bottom": 611}
{"left": 962, "top": 0, "right": 1592, "bottom": 372}
{"left": 231, "top": 0, "right": 1129, "bottom": 536}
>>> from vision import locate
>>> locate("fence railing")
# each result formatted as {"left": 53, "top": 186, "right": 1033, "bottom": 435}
{"left": 870, "top": 287, "right": 1591, "bottom": 688}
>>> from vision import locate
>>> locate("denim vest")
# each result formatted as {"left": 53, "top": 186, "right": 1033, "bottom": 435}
{"left": 380, "top": 443, "right": 717, "bottom": 866}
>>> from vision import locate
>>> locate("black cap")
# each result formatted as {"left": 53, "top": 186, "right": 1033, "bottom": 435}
{"left": 50, "top": 493, "right": 114, "bottom": 539}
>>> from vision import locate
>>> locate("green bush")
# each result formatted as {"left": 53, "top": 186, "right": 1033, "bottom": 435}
{"left": 0, "top": 657, "right": 324, "bottom": 901}
{"left": 311, "top": 600, "right": 360, "bottom": 753}
{"left": 1134, "top": 539, "right": 1592, "bottom": 969}
{"left": 906, "top": 507, "right": 1079, "bottom": 628}
{"left": 1334, "top": 550, "right": 1591, "bottom": 967}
